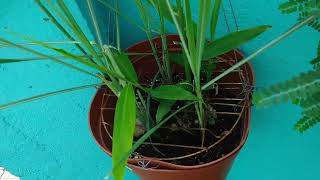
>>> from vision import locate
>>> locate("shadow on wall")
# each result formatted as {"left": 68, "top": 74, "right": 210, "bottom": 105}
{"left": 76, "top": 0, "right": 116, "bottom": 46}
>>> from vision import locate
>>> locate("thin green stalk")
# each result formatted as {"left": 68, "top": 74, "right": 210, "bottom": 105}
{"left": 48, "top": 0, "right": 105, "bottom": 66}
{"left": 195, "top": 0, "right": 212, "bottom": 145}
{"left": 210, "top": 0, "right": 222, "bottom": 40}
{"left": 105, "top": 101, "right": 196, "bottom": 180}
{"left": 0, "top": 83, "right": 102, "bottom": 110}
{"left": 134, "top": 0, "right": 166, "bottom": 80}
{"left": 166, "top": 0, "right": 193, "bottom": 73}
{"left": 202, "top": 14, "right": 320, "bottom": 90}
{"left": 157, "top": 0, "right": 172, "bottom": 82}
{"left": 86, "top": 0, "right": 108, "bottom": 59}
{"left": 96, "top": 0, "right": 160, "bottom": 34}
{"left": 177, "top": 0, "right": 192, "bottom": 83}
{"left": 115, "top": 0, "right": 121, "bottom": 50}
{"left": 86, "top": 0, "right": 122, "bottom": 90}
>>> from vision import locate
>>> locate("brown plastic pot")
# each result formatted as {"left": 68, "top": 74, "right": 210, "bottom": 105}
{"left": 89, "top": 35, "right": 254, "bottom": 180}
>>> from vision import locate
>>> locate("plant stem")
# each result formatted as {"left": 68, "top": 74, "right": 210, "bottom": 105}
{"left": 202, "top": 14, "right": 320, "bottom": 90}
{"left": 160, "top": 16, "right": 172, "bottom": 82}
{"left": 135, "top": 0, "right": 166, "bottom": 80}
{"left": 176, "top": 0, "right": 192, "bottom": 83}
{"left": 115, "top": 0, "right": 121, "bottom": 50}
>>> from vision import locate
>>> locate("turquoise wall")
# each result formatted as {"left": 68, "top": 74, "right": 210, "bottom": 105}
{"left": 0, "top": 1, "right": 112, "bottom": 179}
{"left": 0, "top": 0, "right": 319, "bottom": 180}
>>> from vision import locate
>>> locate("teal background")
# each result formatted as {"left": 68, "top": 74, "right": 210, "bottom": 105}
{"left": 0, "top": 0, "right": 319, "bottom": 180}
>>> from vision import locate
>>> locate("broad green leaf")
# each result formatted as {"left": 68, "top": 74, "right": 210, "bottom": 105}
{"left": 203, "top": 25, "right": 271, "bottom": 60}
{"left": 150, "top": 85, "right": 198, "bottom": 100}
{"left": 114, "top": 53, "right": 138, "bottom": 84}
{"left": 156, "top": 100, "right": 176, "bottom": 124}
{"left": 112, "top": 84, "right": 136, "bottom": 180}
{"left": 170, "top": 52, "right": 217, "bottom": 75}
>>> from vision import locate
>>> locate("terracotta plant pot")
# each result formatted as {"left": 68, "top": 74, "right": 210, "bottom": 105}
{"left": 89, "top": 35, "right": 254, "bottom": 180}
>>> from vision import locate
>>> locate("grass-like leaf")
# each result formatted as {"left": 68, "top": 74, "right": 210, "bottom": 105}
{"left": 35, "top": 0, "right": 89, "bottom": 56}
{"left": 0, "top": 37, "right": 98, "bottom": 78}
{"left": 112, "top": 84, "right": 136, "bottom": 180}
{"left": 0, "top": 83, "right": 102, "bottom": 110}
{"left": 48, "top": 0, "right": 105, "bottom": 65}
{"left": 210, "top": 0, "right": 222, "bottom": 40}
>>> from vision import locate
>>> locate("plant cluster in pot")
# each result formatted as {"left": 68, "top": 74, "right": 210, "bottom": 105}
{"left": 0, "top": 0, "right": 319, "bottom": 180}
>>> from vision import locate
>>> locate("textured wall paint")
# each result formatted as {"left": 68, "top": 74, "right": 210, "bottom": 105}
{"left": 1, "top": 1, "right": 320, "bottom": 180}
{"left": 0, "top": 1, "right": 113, "bottom": 180}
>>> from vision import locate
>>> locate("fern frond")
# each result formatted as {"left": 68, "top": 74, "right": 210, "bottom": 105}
{"left": 294, "top": 115, "right": 320, "bottom": 133}
{"left": 253, "top": 69, "right": 320, "bottom": 107}
{"left": 299, "top": 10, "right": 320, "bottom": 31}
{"left": 280, "top": 0, "right": 320, "bottom": 31}
{"left": 297, "top": 92, "right": 320, "bottom": 116}
{"left": 310, "top": 41, "right": 320, "bottom": 68}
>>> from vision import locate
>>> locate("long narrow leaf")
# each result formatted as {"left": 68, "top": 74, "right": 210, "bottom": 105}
{"left": 112, "top": 84, "right": 136, "bottom": 180}
{"left": 202, "top": 15, "right": 319, "bottom": 90}
{"left": 210, "top": 0, "right": 222, "bottom": 40}
{"left": 48, "top": 0, "right": 105, "bottom": 65}
{"left": 203, "top": 25, "right": 271, "bottom": 60}
{"left": 35, "top": 0, "right": 89, "bottom": 56}
{"left": 0, "top": 83, "right": 102, "bottom": 110}
{"left": 184, "top": 0, "right": 196, "bottom": 76}
{"left": 196, "top": 0, "right": 212, "bottom": 78}
{"left": 7, "top": 31, "right": 113, "bottom": 75}
{"left": 0, "top": 38, "right": 98, "bottom": 78}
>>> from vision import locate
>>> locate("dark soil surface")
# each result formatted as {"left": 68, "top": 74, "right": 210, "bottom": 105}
{"left": 131, "top": 73, "right": 246, "bottom": 166}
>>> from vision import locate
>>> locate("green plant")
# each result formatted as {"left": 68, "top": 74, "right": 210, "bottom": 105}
{"left": 253, "top": 0, "right": 320, "bottom": 133}
{"left": 0, "top": 1, "right": 319, "bottom": 180}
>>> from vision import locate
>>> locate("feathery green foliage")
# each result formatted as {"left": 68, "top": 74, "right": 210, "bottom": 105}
{"left": 279, "top": 0, "right": 320, "bottom": 31}
{"left": 254, "top": 1, "right": 320, "bottom": 133}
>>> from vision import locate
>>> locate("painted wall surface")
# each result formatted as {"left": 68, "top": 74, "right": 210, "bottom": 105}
{"left": 0, "top": 1, "right": 319, "bottom": 180}
{"left": 0, "top": 1, "right": 116, "bottom": 180}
